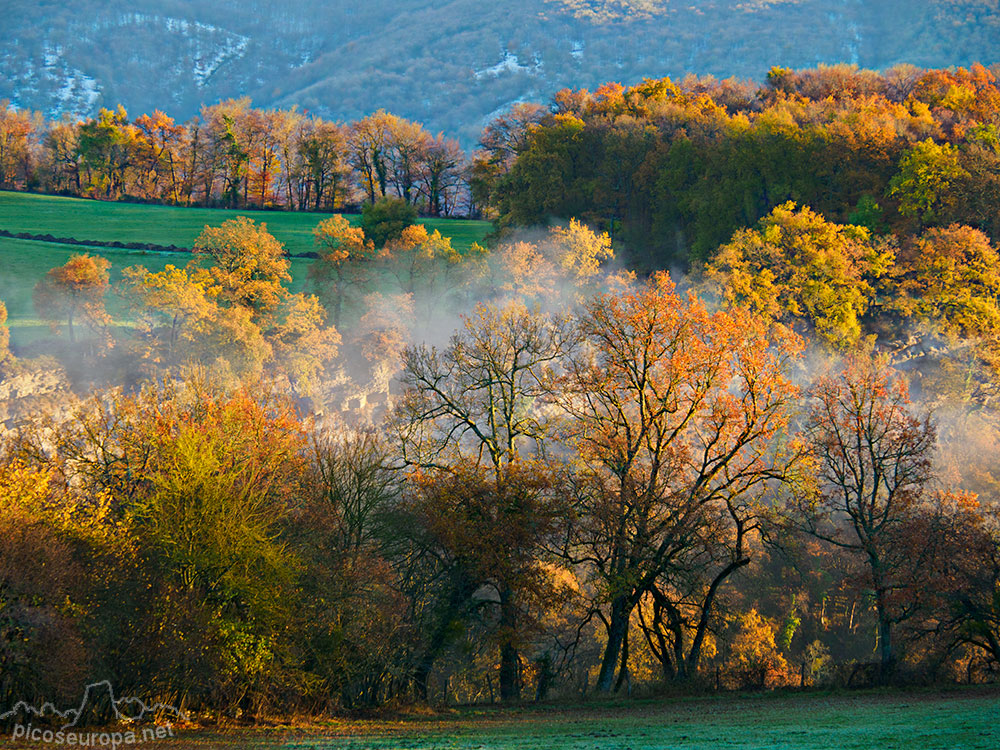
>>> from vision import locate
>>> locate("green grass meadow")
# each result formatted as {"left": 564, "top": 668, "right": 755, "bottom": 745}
{"left": 0, "top": 191, "right": 491, "bottom": 339}
{"left": 0, "top": 191, "right": 491, "bottom": 255}
{"left": 0, "top": 236, "right": 315, "bottom": 331}
{"left": 9, "top": 689, "right": 997, "bottom": 750}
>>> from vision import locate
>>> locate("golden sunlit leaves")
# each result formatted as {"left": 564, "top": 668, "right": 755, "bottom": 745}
{"left": 0, "top": 299, "right": 10, "bottom": 365}
{"left": 707, "top": 202, "right": 896, "bottom": 349}
{"left": 194, "top": 216, "right": 291, "bottom": 320}
{"left": 313, "top": 215, "right": 373, "bottom": 265}
{"left": 550, "top": 218, "right": 614, "bottom": 282}
{"left": 888, "top": 139, "right": 969, "bottom": 224}
{"left": 561, "top": 271, "right": 802, "bottom": 689}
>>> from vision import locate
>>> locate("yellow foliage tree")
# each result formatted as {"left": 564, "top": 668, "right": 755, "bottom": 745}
{"left": 194, "top": 217, "right": 291, "bottom": 322}
{"left": 550, "top": 218, "right": 614, "bottom": 282}
{"left": 122, "top": 262, "right": 220, "bottom": 363}
{"left": 706, "top": 202, "right": 895, "bottom": 349}
{"left": 310, "top": 214, "right": 374, "bottom": 326}
{"left": 724, "top": 609, "right": 790, "bottom": 690}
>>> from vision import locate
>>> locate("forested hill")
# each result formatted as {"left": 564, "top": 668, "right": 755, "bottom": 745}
{"left": 3, "top": 0, "right": 999, "bottom": 144}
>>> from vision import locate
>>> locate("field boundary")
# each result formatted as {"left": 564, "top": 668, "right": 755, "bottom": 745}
{"left": 0, "top": 229, "right": 320, "bottom": 259}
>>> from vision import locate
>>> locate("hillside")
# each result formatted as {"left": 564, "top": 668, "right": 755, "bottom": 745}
{"left": 3, "top": 0, "right": 999, "bottom": 144}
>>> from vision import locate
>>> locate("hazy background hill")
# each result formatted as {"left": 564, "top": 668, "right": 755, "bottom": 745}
{"left": 3, "top": 0, "right": 999, "bottom": 144}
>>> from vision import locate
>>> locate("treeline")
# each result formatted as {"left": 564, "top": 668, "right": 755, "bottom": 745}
{"left": 474, "top": 63, "right": 1000, "bottom": 266}
{"left": 4, "top": 62, "right": 1000, "bottom": 240}
{"left": 0, "top": 100, "right": 467, "bottom": 215}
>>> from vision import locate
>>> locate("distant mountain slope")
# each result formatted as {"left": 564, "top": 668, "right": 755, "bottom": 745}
{"left": 3, "top": 0, "right": 998, "bottom": 144}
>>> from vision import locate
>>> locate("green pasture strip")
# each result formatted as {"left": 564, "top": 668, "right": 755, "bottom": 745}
{"left": 283, "top": 690, "right": 999, "bottom": 750}
{"left": 0, "top": 191, "right": 490, "bottom": 256}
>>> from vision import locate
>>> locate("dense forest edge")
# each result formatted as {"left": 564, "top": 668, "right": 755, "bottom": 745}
{"left": 3, "top": 63, "right": 1000, "bottom": 725}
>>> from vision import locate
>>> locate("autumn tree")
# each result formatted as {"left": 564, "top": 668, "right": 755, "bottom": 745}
{"left": 396, "top": 302, "right": 568, "bottom": 701}
{"left": 296, "top": 118, "right": 348, "bottom": 210}
{"left": 0, "top": 459, "right": 96, "bottom": 712}
{"left": 400, "top": 462, "right": 565, "bottom": 702}
{"left": 706, "top": 202, "right": 896, "bottom": 349}
{"left": 36, "top": 384, "right": 309, "bottom": 714}
{"left": 196, "top": 99, "right": 255, "bottom": 208}
{"left": 76, "top": 106, "right": 140, "bottom": 198}
{"left": 133, "top": 110, "right": 184, "bottom": 202}
{"left": 292, "top": 431, "right": 410, "bottom": 707}
{"left": 549, "top": 218, "right": 615, "bottom": 284}
{"left": 560, "top": 273, "right": 802, "bottom": 692}
{"left": 419, "top": 134, "right": 465, "bottom": 216}
{"left": 487, "top": 240, "right": 558, "bottom": 303}
{"left": 122, "top": 262, "right": 220, "bottom": 363}
{"left": 310, "top": 214, "right": 374, "bottom": 327}
{"left": 794, "top": 354, "right": 936, "bottom": 680}
{"left": 894, "top": 225, "right": 1000, "bottom": 341}
{"left": 0, "top": 101, "right": 36, "bottom": 189}
{"left": 33, "top": 253, "right": 112, "bottom": 343}
{"left": 947, "top": 503, "right": 1000, "bottom": 672}
{"left": 888, "top": 139, "right": 969, "bottom": 226}
{"left": 361, "top": 196, "right": 418, "bottom": 248}
{"left": 385, "top": 115, "right": 432, "bottom": 205}
{"left": 471, "top": 103, "right": 548, "bottom": 213}
{"left": 270, "top": 293, "right": 341, "bottom": 396}
{"left": 42, "top": 119, "right": 82, "bottom": 193}
{"left": 246, "top": 108, "right": 294, "bottom": 207}
{"left": 723, "top": 609, "right": 791, "bottom": 689}
{"left": 194, "top": 217, "right": 291, "bottom": 322}
{"left": 379, "top": 224, "right": 464, "bottom": 304}
{"left": 349, "top": 110, "right": 393, "bottom": 204}
{"left": 637, "top": 485, "right": 766, "bottom": 684}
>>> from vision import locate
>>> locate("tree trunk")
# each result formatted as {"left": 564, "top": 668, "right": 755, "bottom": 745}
{"left": 614, "top": 624, "right": 631, "bottom": 693}
{"left": 499, "top": 643, "right": 520, "bottom": 701}
{"left": 875, "top": 590, "right": 895, "bottom": 683}
{"left": 498, "top": 586, "right": 521, "bottom": 701}
{"left": 413, "top": 658, "right": 433, "bottom": 702}
{"left": 413, "top": 568, "right": 475, "bottom": 702}
{"left": 596, "top": 596, "right": 631, "bottom": 692}
{"left": 686, "top": 557, "right": 751, "bottom": 677}
{"left": 870, "top": 556, "right": 895, "bottom": 684}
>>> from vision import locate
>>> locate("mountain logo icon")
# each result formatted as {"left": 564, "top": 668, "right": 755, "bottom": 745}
{"left": 0, "top": 681, "right": 189, "bottom": 731}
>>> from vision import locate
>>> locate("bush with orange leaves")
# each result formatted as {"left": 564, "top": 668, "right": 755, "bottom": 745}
{"left": 723, "top": 609, "right": 792, "bottom": 690}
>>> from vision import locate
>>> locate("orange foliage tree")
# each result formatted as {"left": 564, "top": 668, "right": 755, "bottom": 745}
{"left": 33, "top": 253, "right": 111, "bottom": 343}
{"left": 560, "top": 272, "right": 802, "bottom": 692}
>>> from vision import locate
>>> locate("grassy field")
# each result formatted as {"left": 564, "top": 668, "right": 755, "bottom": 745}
{"left": 0, "top": 191, "right": 492, "bottom": 337}
{"left": 0, "top": 236, "right": 314, "bottom": 327}
{"left": 0, "top": 191, "right": 491, "bottom": 255}
{"left": 9, "top": 689, "right": 998, "bottom": 750}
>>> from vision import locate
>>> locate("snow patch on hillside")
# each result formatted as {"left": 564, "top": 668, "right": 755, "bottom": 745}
{"left": 102, "top": 13, "right": 251, "bottom": 88}
{"left": 475, "top": 51, "right": 537, "bottom": 79}
{"left": 193, "top": 35, "right": 250, "bottom": 86}
{"left": 37, "top": 45, "right": 102, "bottom": 114}
{"left": 57, "top": 72, "right": 100, "bottom": 109}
